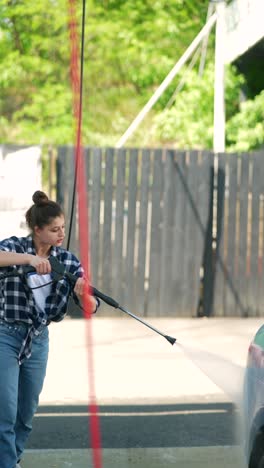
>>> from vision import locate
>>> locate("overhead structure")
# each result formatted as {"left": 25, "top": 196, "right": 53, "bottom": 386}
{"left": 224, "top": 0, "right": 264, "bottom": 65}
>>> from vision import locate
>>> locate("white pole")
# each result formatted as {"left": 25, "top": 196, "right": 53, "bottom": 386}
{"left": 213, "top": 0, "right": 226, "bottom": 153}
{"left": 116, "top": 12, "right": 217, "bottom": 149}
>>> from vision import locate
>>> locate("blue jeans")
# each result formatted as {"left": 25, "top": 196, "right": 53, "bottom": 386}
{"left": 0, "top": 321, "right": 49, "bottom": 468}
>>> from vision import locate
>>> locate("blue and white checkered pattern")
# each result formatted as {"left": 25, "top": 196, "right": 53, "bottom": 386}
{"left": 0, "top": 236, "right": 83, "bottom": 364}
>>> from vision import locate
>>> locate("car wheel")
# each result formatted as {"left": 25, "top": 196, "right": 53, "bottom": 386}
{"left": 249, "top": 432, "right": 264, "bottom": 468}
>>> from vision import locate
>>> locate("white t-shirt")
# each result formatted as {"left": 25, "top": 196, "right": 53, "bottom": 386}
{"left": 27, "top": 272, "right": 52, "bottom": 313}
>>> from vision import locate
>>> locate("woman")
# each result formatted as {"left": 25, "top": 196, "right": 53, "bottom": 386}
{"left": 0, "top": 190, "right": 98, "bottom": 468}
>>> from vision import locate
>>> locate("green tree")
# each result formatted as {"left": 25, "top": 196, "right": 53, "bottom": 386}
{"left": 0, "top": 0, "right": 211, "bottom": 144}
{"left": 152, "top": 63, "right": 244, "bottom": 149}
{"left": 0, "top": 0, "right": 73, "bottom": 143}
{"left": 0, "top": 0, "right": 263, "bottom": 151}
{"left": 226, "top": 91, "right": 264, "bottom": 151}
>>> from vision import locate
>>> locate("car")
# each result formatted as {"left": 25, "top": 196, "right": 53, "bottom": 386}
{"left": 243, "top": 324, "right": 264, "bottom": 468}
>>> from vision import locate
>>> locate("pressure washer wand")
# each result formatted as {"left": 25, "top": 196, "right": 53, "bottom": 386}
{"left": 89, "top": 287, "right": 176, "bottom": 346}
{"left": 49, "top": 256, "right": 176, "bottom": 346}
{"left": 118, "top": 305, "right": 176, "bottom": 346}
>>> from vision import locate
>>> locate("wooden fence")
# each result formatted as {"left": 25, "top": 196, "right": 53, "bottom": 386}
{"left": 56, "top": 147, "right": 264, "bottom": 318}
{"left": 213, "top": 151, "right": 264, "bottom": 318}
{"left": 57, "top": 147, "right": 211, "bottom": 317}
{"left": 1, "top": 144, "right": 263, "bottom": 317}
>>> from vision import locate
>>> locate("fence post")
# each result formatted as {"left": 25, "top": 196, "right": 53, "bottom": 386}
{"left": 200, "top": 167, "right": 214, "bottom": 317}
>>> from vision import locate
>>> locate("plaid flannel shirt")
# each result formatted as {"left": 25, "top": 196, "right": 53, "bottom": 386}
{"left": 0, "top": 235, "right": 83, "bottom": 364}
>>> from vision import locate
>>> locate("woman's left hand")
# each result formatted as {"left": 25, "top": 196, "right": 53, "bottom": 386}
{"left": 74, "top": 278, "right": 97, "bottom": 313}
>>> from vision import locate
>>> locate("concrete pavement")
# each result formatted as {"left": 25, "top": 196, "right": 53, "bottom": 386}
{"left": 21, "top": 316, "right": 263, "bottom": 467}
{"left": 22, "top": 447, "right": 247, "bottom": 467}
{"left": 39, "top": 315, "right": 262, "bottom": 405}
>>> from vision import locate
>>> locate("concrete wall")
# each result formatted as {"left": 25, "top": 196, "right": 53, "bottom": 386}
{"left": 0, "top": 145, "right": 42, "bottom": 240}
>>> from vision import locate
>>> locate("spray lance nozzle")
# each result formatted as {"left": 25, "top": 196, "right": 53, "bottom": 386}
{"left": 165, "top": 335, "right": 177, "bottom": 346}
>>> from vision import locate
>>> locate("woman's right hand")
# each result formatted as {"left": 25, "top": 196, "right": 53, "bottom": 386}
{"left": 29, "top": 255, "right": 51, "bottom": 275}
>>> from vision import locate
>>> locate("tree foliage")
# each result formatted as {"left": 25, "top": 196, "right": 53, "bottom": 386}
{"left": 152, "top": 63, "right": 245, "bottom": 149}
{"left": 0, "top": 0, "right": 72, "bottom": 143}
{"left": 0, "top": 0, "right": 263, "bottom": 151}
{"left": 226, "top": 91, "right": 264, "bottom": 151}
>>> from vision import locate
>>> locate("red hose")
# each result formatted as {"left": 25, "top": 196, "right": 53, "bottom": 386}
{"left": 67, "top": 1, "right": 103, "bottom": 466}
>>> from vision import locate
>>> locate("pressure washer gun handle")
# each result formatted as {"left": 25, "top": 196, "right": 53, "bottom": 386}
{"left": 49, "top": 256, "right": 120, "bottom": 309}
{"left": 67, "top": 273, "right": 120, "bottom": 308}
{"left": 62, "top": 269, "right": 120, "bottom": 308}
{"left": 23, "top": 266, "right": 37, "bottom": 274}
{"left": 91, "top": 287, "right": 119, "bottom": 309}
{"left": 66, "top": 274, "right": 120, "bottom": 308}
{"left": 66, "top": 273, "right": 120, "bottom": 308}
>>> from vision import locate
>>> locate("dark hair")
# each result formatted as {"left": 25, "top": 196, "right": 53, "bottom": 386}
{"left": 25, "top": 190, "right": 64, "bottom": 231}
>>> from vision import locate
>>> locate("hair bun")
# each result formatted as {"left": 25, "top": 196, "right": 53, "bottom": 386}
{"left": 32, "top": 190, "right": 49, "bottom": 205}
